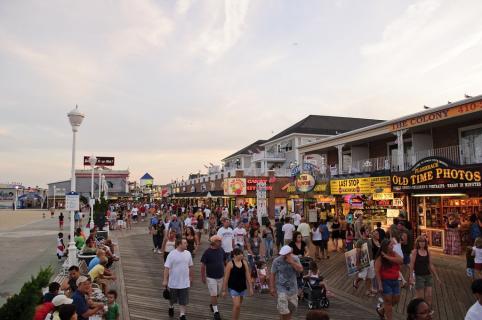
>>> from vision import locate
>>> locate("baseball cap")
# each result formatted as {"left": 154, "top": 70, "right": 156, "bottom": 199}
{"left": 210, "top": 235, "right": 222, "bottom": 242}
{"left": 279, "top": 245, "right": 292, "bottom": 256}
{"left": 76, "top": 275, "right": 90, "bottom": 287}
{"left": 52, "top": 294, "right": 73, "bottom": 306}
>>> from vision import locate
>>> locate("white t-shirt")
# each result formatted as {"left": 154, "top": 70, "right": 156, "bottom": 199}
{"left": 164, "top": 249, "right": 193, "bottom": 289}
{"left": 282, "top": 223, "right": 295, "bottom": 241}
{"left": 293, "top": 213, "right": 301, "bottom": 226}
{"left": 233, "top": 227, "right": 247, "bottom": 246}
{"left": 297, "top": 223, "right": 311, "bottom": 237}
{"left": 217, "top": 227, "right": 234, "bottom": 252}
{"left": 465, "top": 301, "right": 482, "bottom": 320}
{"left": 473, "top": 247, "right": 482, "bottom": 264}
{"left": 204, "top": 208, "right": 211, "bottom": 218}
{"left": 132, "top": 208, "right": 138, "bottom": 216}
{"left": 184, "top": 217, "right": 192, "bottom": 228}
{"left": 312, "top": 227, "right": 322, "bottom": 241}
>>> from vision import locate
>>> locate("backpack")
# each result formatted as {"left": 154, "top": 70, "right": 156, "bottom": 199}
{"left": 197, "top": 218, "right": 204, "bottom": 229}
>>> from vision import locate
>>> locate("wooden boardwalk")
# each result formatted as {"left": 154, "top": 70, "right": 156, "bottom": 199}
{"left": 114, "top": 223, "right": 474, "bottom": 320}
{"left": 116, "top": 227, "right": 379, "bottom": 319}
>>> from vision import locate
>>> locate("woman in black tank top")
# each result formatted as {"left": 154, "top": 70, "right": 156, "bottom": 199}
{"left": 408, "top": 236, "right": 441, "bottom": 308}
{"left": 223, "top": 248, "right": 253, "bottom": 320}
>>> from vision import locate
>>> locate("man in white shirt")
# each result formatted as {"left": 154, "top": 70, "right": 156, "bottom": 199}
{"left": 297, "top": 217, "right": 311, "bottom": 245}
{"left": 217, "top": 218, "right": 235, "bottom": 260}
{"left": 282, "top": 218, "right": 296, "bottom": 245}
{"left": 293, "top": 212, "right": 302, "bottom": 230}
{"left": 163, "top": 239, "right": 193, "bottom": 320}
{"left": 233, "top": 222, "right": 248, "bottom": 251}
{"left": 131, "top": 207, "right": 138, "bottom": 223}
{"left": 466, "top": 279, "right": 482, "bottom": 320}
{"left": 280, "top": 206, "right": 287, "bottom": 219}
{"left": 184, "top": 212, "right": 193, "bottom": 228}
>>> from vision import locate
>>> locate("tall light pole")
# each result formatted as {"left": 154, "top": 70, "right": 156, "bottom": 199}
{"left": 14, "top": 186, "right": 19, "bottom": 210}
{"left": 67, "top": 105, "right": 85, "bottom": 267}
{"left": 98, "top": 167, "right": 103, "bottom": 199}
{"left": 53, "top": 185, "right": 56, "bottom": 210}
{"left": 89, "top": 155, "right": 97, "bottom": 229}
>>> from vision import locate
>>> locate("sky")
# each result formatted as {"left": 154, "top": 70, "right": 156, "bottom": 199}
{"left": 1, "top": 0, "right": 482, "bottom": 187}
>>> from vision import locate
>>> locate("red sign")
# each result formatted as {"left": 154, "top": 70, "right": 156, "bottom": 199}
{"left": 246, "top": 178, "right": 273, "bottom": 191}
{"left": 83, "top": 156, "right": 115, "bottom": 166}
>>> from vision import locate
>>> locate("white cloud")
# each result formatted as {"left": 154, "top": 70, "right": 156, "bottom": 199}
{"left": 192, "top": 0, "right": 251, "bottom": 63}
{"left": 176, "top": 0, "right": 193, "bottom": 15}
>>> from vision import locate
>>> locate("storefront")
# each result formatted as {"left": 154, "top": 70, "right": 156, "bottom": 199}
{"left": 282, "top": 180, "right": 334, "bottom": 220}
{"left": 330, "top": 174, "right": 402, "bottom": 228}
{"left": 392, "top": 157, "right": 482, "bottom": 251}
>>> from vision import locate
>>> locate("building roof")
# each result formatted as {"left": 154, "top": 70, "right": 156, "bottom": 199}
{"left": 298, "top": 94, "right": 482, "bottom": 153}
{"left": 263, "top": 115, "right": 384, "bottom": 144}
{"left": 140, "top": 173, "right": 154, "bottom": 180}
{"left": 222, "top": 140, "right": 267, "bottom": 161}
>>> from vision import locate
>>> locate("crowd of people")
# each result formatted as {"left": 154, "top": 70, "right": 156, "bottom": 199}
{"left": 35, "top": 223, "right": 121, "bottom": 320}
{"left": 33, "top": 201, "right": 482, "bottom": 320}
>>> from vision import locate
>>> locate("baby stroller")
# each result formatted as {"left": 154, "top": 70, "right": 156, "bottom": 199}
{"left": 251, "top": 260, "right": 269, "bottom": 294}
{"left": 303, "top": 276, "right": 329, "bottom": 309}
{"left": 299, "top": 256, "right": 313, "bottom": 275}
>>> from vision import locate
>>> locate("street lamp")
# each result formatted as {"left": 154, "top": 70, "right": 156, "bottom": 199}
{"left": 89, "top": 155, "right": 97, "bottom": 229}
{"left": 98, "top": 167, "right": 103, "bottom": 199}
{"left": 53, "top": 185, "right": 56, "bottom": 210}
{"left": 14, "top": 186, "right": 19, "bottom": 210}
{"left": 67, "top": 105, "right": 85, "bottom": 267}
{"left": 235, "top": 158, "right": 240, "bottom": 169}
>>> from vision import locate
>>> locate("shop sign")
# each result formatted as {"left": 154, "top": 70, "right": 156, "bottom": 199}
{"left": 282, "top": 182, "right": 326, "bottom": 193}
{"left": 393, "top": 198, "right": 404, "bottom": 207}
{"left": 246, "top": 178, "right": 273, "bottom": 191}
{"left": 83, "top": 156, "right": 115, "bottom": 166}
{"left": 331, "top": 176, "right": 391, "bottom": 195}
{"left": 372, "top": 193, "right": 394, "bottom": 200}
{"left": 291, "top": 163, "right": 318, "bottom": 177}
{"left": 295, "top": 174, "right": 316, "bottom": 193}
{"left": 389, "top": 99, "right": 482, "bottom": 132}
{"left": 391, "top": 157, "right": 482, "bottom": 192}
{"left": 223, "top": 178, "right": 247, "bottom": 196}
{"left": 331, "top": 177, "right": 371, "bottom": 194}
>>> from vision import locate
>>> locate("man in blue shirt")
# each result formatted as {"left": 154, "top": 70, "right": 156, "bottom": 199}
{"left": 72, "top": 276, "right": 104, "bottom": 320}
{"left": 319, "top": 220, "right": 330, "bottom": 259}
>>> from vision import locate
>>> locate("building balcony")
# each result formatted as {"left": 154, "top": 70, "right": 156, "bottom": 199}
{"left": 252, "top": 151, "right": 286, "bottom": 162}
{"left": 340, "top": 145, "right": 471, "bottom": 175}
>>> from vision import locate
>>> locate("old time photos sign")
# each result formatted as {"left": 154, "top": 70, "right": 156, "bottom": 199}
{"left": 391, "top": 157, "right": 482, "bottom": 192}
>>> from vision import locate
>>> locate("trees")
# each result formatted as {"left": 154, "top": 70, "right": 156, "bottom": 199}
{"left": 0, "top": 267, "right": 53, "bottom": 320}
{"left": 93, "top": 192, "right": 108, "bottom": 230}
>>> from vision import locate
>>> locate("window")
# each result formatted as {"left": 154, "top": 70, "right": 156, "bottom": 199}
{"left": 459, "top": 124, "right": 482, "bottom": 165}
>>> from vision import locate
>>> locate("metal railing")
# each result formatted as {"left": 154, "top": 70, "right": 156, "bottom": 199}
{"left": 350, "top": 156, "right": 391, "bottom": 173}
{"left": 251, "top": 151, "right": 286, "bottom": 162}
{"left": 405, "top": 145, "right": 461, "bottom": 169}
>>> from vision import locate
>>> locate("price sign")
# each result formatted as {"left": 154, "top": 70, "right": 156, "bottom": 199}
{"left": 65, "top": 192, "right": 80, "bottom": 211}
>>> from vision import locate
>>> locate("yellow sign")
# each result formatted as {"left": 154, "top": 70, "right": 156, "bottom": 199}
{"left": 284, "top": 182, "right": 327, "bottom": 193}
{"left": 372, "top": 193, "right": 394, "bottom": 200}
{"left": 296, "top": 174, "right": 316, "bottom": 192}
{"left": 330, "top": 176, "right": 392, "bottom": 195}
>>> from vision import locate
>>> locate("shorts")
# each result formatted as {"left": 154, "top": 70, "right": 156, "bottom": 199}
{"left": 340, "top": 230, "right": 346, "bottom": 239}
{"left": 277, "top": 292, "right": 298, "bottom": 315}
{"left": 382, "top": 279, "right": 400, "bottom": 296}
{"left": 224, "top": 251, "right": 232, "bottom": 262}
{"left": 229, "top": 288, "right": 247, "bottom": 297}
{"left": 284, "top": 239, "right": 292, "bottom": 245}
{"left": 358, "top": 261, "right": 375, "bottom": 280}
{"left": 415, "top": 274, "right": 433, "bottom": 289}
{"left": 169, "top": 288, "right": 189, "bottom": 305}
{"left": 207, "top": 277, "right": 223, "bottom": 296}
{"left": 320, "top": 240, "right": 328, "bottom": 250}
{"left": 312, "top": 240, "right": 322, "bottom": 247}
{"left": 475, "top": 263, "right": 482, "bottom": 271}
{"left": 117, "top": 220, "right": 124, "bottom": 226}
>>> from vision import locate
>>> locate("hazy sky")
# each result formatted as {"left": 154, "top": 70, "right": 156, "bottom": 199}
{"left": 1, "top": 0, "right": 482, "bottom": 187}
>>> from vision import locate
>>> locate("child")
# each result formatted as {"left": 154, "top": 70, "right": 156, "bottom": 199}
{"left": 56, "top": 233, "right": 65, "bottom": 260}
{"left": 345, "top": 224, "right": 354, "bottom": 251}
{"left": 305, "top": 261, "right": 325, "bottom": 287}
{"left": 467, "top": 245, "right": 475, "bottom": 278}
{"left": 472, "top": 237, "right": 482, "bottom": 279}
{"left": 255, "top": 260, "right": 269, "bottom": 289}
{"left": 105, "top": 289, "right": 120, "bottom": 320}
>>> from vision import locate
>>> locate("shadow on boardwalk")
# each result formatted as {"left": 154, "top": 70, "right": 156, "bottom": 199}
{"left": 115, "top": 224, "right": 473, "bottom": 320}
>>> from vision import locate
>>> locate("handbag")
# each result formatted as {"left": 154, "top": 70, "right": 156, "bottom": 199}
{"left": 163, "top": 287, "right": 170, "bottom": 300}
